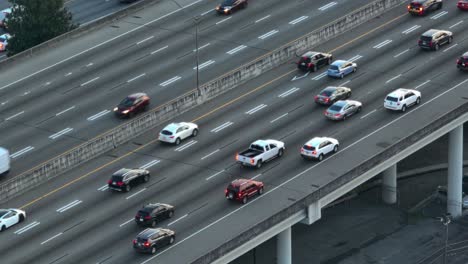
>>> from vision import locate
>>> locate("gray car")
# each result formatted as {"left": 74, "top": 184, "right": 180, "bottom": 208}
{"left": 324, "top": 100, "right": 362, "bottom": 121}
{"left": 314, "top": 86, "right": 352, "bottom": 106}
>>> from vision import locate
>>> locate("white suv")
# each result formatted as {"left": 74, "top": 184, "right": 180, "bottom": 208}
{"left": 300, "top": 137, "right": 339, "bottom": 161}
{"left": 384, "top": 88, "right": 421, "bottom": 112}
{"left": 158, "top": 122, "right": 198, "bottom": 145}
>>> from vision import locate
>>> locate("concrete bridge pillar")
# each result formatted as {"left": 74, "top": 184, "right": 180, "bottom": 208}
{"left": 277, "top": 227, "right": 292, "bottom": 264}
{"left": 382, "top": 164, "right": 397, "bottom": 204}
{"left": 448, "top": 125, "right": 463, "bottom": 218}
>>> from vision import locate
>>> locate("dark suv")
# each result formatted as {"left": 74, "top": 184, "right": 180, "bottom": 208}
{"left": 135, "top": 203, "right": 175, "bottom": 227}
{"left": 225, "top": 179, "right": 264, "bottom": 204}
{"left": 408, "top": 0, "right": 442, "bottom": 15}
{"left": 418, "top": 29, "right": 453, "bottom": 51}
{"left": 297, "top": 51, "right": 333, "bottom": 72}
{"left": 457, "top": 52, "right": 468, "bottom": 71}
{"left": 133, "top": 228, "right": 176, "bottom": 254}
{"left": 107, "top": 168, "right": 150, "bottom": 192}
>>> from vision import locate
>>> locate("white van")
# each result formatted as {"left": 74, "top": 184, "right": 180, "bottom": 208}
{"left": 0, "top": 147, "right": 10, "bottom": 176}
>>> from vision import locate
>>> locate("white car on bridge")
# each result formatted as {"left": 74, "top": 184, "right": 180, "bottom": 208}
{"left": 0, "top": 208, "right": 26, "bottom": 231}
{"left": 384, "top": 88, "right": 421, "bottom": 112}
{"left": 300, "top": 137, "right": 339, "bottom": 161}
{"left": 158, "top": 122, "right": 198, "bottom": 145}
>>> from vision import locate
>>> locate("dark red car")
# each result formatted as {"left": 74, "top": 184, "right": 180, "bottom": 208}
{"left": 457, "top": 52, "right": 468, "bottom": 71}
{"left": 114, "top": 93, "right": 150, "bottom": 117}
{"left": 458, "top": 0, "right": 468, "bottom": 10}
{"left": 225, "top": 179, "right": 263, "bottom": 204}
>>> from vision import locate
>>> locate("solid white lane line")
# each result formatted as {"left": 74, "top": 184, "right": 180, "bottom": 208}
{"left": 49, "top": 127, "right": 73, "bottom": 139}
{"left": 5, "top": 111, "right": 25, "bottom": 120}
{"left": 194, "top": 60, "right": 215, "bottom": 70}
{"left": 137, "top": 36, "right": 154, "bottom": 45}
{"left": 87, "top": 110, "right": 110, "bottom": 121}
{"left": 414, "top": 80, "right": 431, "bottom": 90}
{"left": 289, "top": 16, "right": 308, "bottom": 25}
{"left": 98, "top": 184, "right": 109, "bottom": 191}
{"left": 193, "top": 43, "right": 210, "bottom": 52}
{"left": 255, "top": 15, "right": 271, "bottom": 23}
{"left": 402, "top": 25, "right": 420, "bottom": 34}
{"left": 41, "top": 232, "right": 63, "bottom": 245}
{"left": 373, "top": 39, "right": 392, "bottom": 49}
{"left": 216, "top": 17, "right": 231, "bottom": 25}
{"left": 140, "top": 160, "right": 160, "bottom": 170}
{"left": 430, "top": 11, "right": 448, "bottom": 19}
{"left": 201, "top": 149, "right": 220, "bottom": 160}
{"left": 14, "top": 221, "right": 40, "bottom": 234}
{"left": 319, "top": 1, "right": 337, "bottom": 10}
{"left": 449, "top": 20, "right": 463, "bottom": 29}
{"left": 245, "top": 104, "right": 267, "bottom": 115}
{"left": 211, "top": 122, "right": 233, "bottom": 133}
{"left": 151, "top": 45, "right": 169, "bottom": 55}
{"left": 175, "top": 140, "right": 197, "bottom": 152}
{"left": 200, "top": 9, "right": 213, "bottom": 16}
{"left": 226, "top": 45, "right": 247, "bottom": 55}
{"left": 385, "top": 74, "right": 401, "bottom": 84}
{"left": 270, "top": 113, "right": 288, "bottom": 123}
{"left": 311, "top": 72, "right": 328, "bottom": 81}
{"left": 80, "top": 77, "right": 100, "bottom": 86}
{"left": 339, "top": 80, "right": 351, "bottom": 86}
{"left": 360, "top": 109, "right": 377, "bottom": 119}
{"left": 258, "top": 30, "right": 279, "bottom": 40}
{"left": 10, "top": 146, "right": 35, "bottom": 159}
{"left": 443, "top": 44, "right": 458, "bottom": 53}
{"left": 119, "top": 218, "right": 134, "bottom": 227}
{"left": 347, "top": 55, "right": 363, "bottom": 62}
{"left": 394, "top": 49, "right": 409, "bottom": 58}
{"left": 127, "top": 73, "right": 146, "bottom": 83}
{"left": 126, "top": 188, "right": 147, "bottom": 200}
{"left": 160, "top": 76, "right": 181, "bottom": 86}
{"left": 57, "top": 200, "right": 82, "bottom": 212}
{"left": 56, "top": 106, "right": 75, "bottom": 116}
{"left": 206, "top": 170, "right": 225, "bottom": 181}
{"left": 168, "top": 214, "right": 188, "bottom": 226}
{"left": 278, "top": 87, "right": 300, "bottom": 98}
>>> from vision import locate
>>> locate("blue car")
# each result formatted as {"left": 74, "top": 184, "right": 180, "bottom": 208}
{"left": 327, "top": 60, "right": 357, "bottom": 79}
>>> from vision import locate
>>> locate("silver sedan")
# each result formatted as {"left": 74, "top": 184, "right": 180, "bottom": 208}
{"left": 324, "top": 100, "right": 362, "bottom": 121}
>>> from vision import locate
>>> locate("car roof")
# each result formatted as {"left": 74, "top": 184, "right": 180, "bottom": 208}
{"left": 163, "top": 122, "right": 183, "bottom": 131}
{"left": 142, "top": 203, "right": 167, "bottom": 211}
{"left": 305, "top": 137, "right": 327, "bottom": 147}
{"left": 333, "top": 100, "right": 347, "bottom": 107}
{"left": 128, "top": 93, "right": 147, "bottom": 99}
{"left": 112, "top": 168, "right": 134, "bottom": 177}
{"left": 422, "top": 29, "right": 443, "bottom": 36}
{"left": 322, "top": 86, "right": 338, "bottom": 92}
{"left": 302, "top": 51, "right": 319, "bottom": 58}
{"left": 230, "top": 179, "right": 255, "bottom": 187}
{"left": 331, "top": 60, "right": 348, "bottom": 66}
{"left": 388, "top": 88, "right": 414, "bottom": 97}
{"left": 138, "top": 228, "right": 160, "bottom": 238}
{"left": 411, "top": 0, "right": 427, "bottom": 3}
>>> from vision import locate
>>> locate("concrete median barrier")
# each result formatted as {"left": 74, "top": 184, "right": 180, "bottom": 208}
{"left": 0, "top": 0, "right": 407, "bottom": 203}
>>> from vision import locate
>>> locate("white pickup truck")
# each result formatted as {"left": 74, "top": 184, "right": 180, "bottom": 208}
{"left": 236, "top": 139, "right": 285, "bottom": 168}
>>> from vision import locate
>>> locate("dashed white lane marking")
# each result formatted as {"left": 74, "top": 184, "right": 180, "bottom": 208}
{"left": 270, "top": 113, "right": 288, "bottom": 123}
{"left": 347, "top": 55, "right": 363, "bottom": 62}
{"left": 41, "top": 232, "right": 63, "bottom": 245}
{"left": 227, "top": 45, "right": 247, "bottom": 55}
{"left": 201, "top": 149, "right": 220, "bottom": 160}
{"left": 449, "top": 20, "right": 463, "bottom": 29}
{"left": 211, "top": 122, "right": 233, "bottom": 133}
{"left": 255, "top": 15, "right": 271, "bottom": 23}
{"left": 49, "top": 127, "right": 73, "bottom": 139}
{"left": 278, "top": 87, "right": 300, "bottom": 98}
{"left": 360, "top": 109, "right": 377, "bottom": 119}
{"left": 119, "top": 218, "right": 134, "bottom": 227}
{"left": 175, "top": 140, "right": 198, "bottom": 152}
{"left": 289, "top": 16, "right": 308, "bottom": 25}
{"left": 98, "top": 184, "right": 109, "bottom": 191}
{"left": 245, "top": 104, "right": 267, "bottom": 115}
{"left": 1, "top": 101, "right": 8, "bottom": 106}
{"left": 126, "top": 188, "right": 147, "bottom": 200}
{"left": 22, "top": 91, "right": 31, "bottom": 96}
{"left": 258, "top": 30, "right": 279, "bottom": 40}
{"left": 216, "top": 17, "right": 231, "bottom": 25}
{"left": 394, "top": 49, "right": 409, "bottom": 58}
{"left": 140, "top": 159, "right": 160, "bottom": 170}
{"left": 168, "top": 214, "right": 188, "bottom": 226}
{"left": 194, "top": 60, "right": 215, "bottom": 70}
{"left": 402, "top": 25, "right": 420, "bottom": 34}
{"left": 80, "top": 77, "right": 100, "bottom": 86}
{"left": 414, "top": 80, "right": 430, "bottom": 90}
{"left": 385, "top": 74, "right": 401, "bottom": 84}
{"left": 193, "top": 43, "right": 210, "bottom": 52}
{"left": 127, "top": 73, "right": 146, "bottom": 83}
{"left": 206, "top": 170, "right": 225, "bottom": 181}
{"left": 85, "top": 62, "right": 93, "bottom": 67}
{"left": 311, "top": 72, "right": 327, "bottom": 81}
{"left": 14, "top": 221, "right": 40, "bottom": 235}
{"left": 373, "top": 39, "right": 392, "bottom": 49}
{"left": 65, "top": 72, "right": 72, "bottom": 77}
{"left": 10, "top": 146, "right": 35, "bottom": 159}
{"left": 5, "top": 111, "right": 24, "bottom": 120}
{"left": 56, "top": 106, "right": 75, "bottom": 116}
{"left": 318, "top": 1, "right": 337, "bottom": 11}
{"left": 200, "top": 9, "right": 213, "bottom": 16}
{"left": 137, "top": 36, "right": 154, "bottom": 45}
{"left": 443, "top": 43, "right": 458, "bottom": 53}
{"left": 339, "top": 80, "right": 351, "bottom": 86}
{"left": 151, "top": 45, "right": 168, "bottom": 55}
{"left": 87, "top": 110, "right": 110, "bottom": 121}
{"left": 430, "top": 11, "right": 448, "bottom": 20}
{"left": 160, "top": 76, "right": 181, "bottom": 86}
{"left": 251, "top": 174, "right": 262, "bottom": 180}
{"left": 56, "top": 200, "right": 82, "bottom": 213}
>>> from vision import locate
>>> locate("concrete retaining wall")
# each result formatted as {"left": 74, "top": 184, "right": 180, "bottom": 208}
{"left": 0, "top": 0, "right": 406, "bottom": 203}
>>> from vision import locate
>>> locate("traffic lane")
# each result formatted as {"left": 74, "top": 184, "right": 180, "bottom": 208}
{"left": 67, "top": 0, "right": 126, "bottom": 25}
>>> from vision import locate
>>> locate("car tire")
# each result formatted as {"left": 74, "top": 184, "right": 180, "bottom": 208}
{"left": 143, "top": 174, "right": 150, "bottom": 183}
{"left": 313, "top": 65, "right": 318, "bottom": 72}
{"left": 19, "top": 214, "right": 25, "bottom": 222}
{"left": 448, "top": 37, "right": 453, "bottom": 44}
{"left": 168, "top": 210, "right": 174, "bottom": 218}
{"left": 328, "top": 57, "right": 332, "bottom": 65}
{"left": 278, "top": 148, "right": 284, "bottom": 157}
{"left": 151, "top": 246, "right": 157, "bottom": 255}
{"left": 256, "top": 160, "right": 263, "bottom": 169}
{"left": 342, "top": 115, "right": 346, "bottom": 121}
{"left": 357, "top": 106, "right": 362, "bottom": 113}
{"left": 192, "top": 129, "right": 198, "bottom": 137}
{"left": 402, "top": 105, "right": 407, "bottom": 112}
{"left": 340, "top": 73, "right": 344, "bottom": 79}
{"left": 437, "top": 2, "right": 442, "bottom": 9}
{"left": 175, "top": 138, "right": 181, "bottom": 145}
{"left": 318, "top": 154, "right": 324, "bottom": 161}
{"left": 347, "top": 92, "right": 352, "bottom": 98}
{"left": 435, "top": 43, "right": 440, "bottom": 51}
{"left": 333, "top": 145, "right": 339, "bottom": 153}
{"left": 151, "top": 220, "right": 157, "bottom": 228}
{"left": 353, "top": 67, "right": 357, "bottom": 73}
{"left": 125, "top": 184, "right": 131, "bottom": 192}
{"left": 0, "top": 225, "right": 5, "bottom": 232}
{"left": 416, "top": 97, "right": 421, "bottom": 105}
{"left": 169, "top": 236, "right": 175, "bottom": 244}
{"left": 258, "top": 187, "right": 264, "bottom": 195}
{"left": 242, "top": 196, "right": 248, "bottom": 204}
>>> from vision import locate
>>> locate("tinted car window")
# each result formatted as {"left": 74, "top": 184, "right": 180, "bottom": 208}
{"left": 222, "top": 0, "right": 234, "bottom": 5}
{"left": 161, "top": 130, "right": 173, "bottom": 135}
{"left": 227, "top": 184, "right": 240, "bottom": 193}
{"left": 138, "top": 210, "right": 150, "bottom": 217}
{"left": 386, "top": 96, "right": 398, "bottom": 102}
{"left": 111, "top": 175, "right": 124, "bottom": 182}
{"left": 299, "top": 57, "right": 311, "bottom": 63}
{"left": 250, "top": 144, "right": 264, "bottom": 152}
{"left": 0, "top": 210, "right": 7, "bottom": 218}
{"left": 410, "top": 2, "right": 422, "bottom": 8}
{"left": 0, "top": 37, "right": 6, "bottom": 43}
{"left": 329, "top": 105, "right": 343, "bottom": 111}
{"left": 320, "top": 90, "right": 334, "bottom": 96}
{"left": 329, "top": 65, "right": 339, "bottom": 70}
{"left": 420, "top": 36, "right": 432, "bottom": 42}
{"left": 119, "top": 97, "right": 136, "bottom": 107}
{"left": 303, "top": 145, "right": 315, "bottom": 151}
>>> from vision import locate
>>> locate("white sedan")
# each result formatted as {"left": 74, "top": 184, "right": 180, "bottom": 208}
{"left": 158, "top": 122, "right": 198, "bottom": 145}
{"left": 0, "top": 208, "right": 26, "bottom": 231}
{"left": 300, "top": 137, "right": 339, "bottom": 161}
{"left": 0, "top": 33, "right": 11, "bottom": 52}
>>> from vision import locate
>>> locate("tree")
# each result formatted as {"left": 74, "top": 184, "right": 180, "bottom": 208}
{"left": 6, "top": 0, "right": 77, "bottom": 56}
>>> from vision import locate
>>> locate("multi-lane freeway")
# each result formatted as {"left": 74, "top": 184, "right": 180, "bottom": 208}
{"left": 0, "top": 1, "right": 467, "bottom": 263}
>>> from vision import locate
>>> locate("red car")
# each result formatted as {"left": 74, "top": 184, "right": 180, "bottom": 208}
{"left": 225, "top": 179, "right": 263, "bottom": 204}
{"left": 113, "top": 93, "right": 150, "bottom": 118}
{"left": 458, "top": 0, "right": 468, "bottom": 10}
{"left": 457, "top": 52, "right": 468, "bottom": 71}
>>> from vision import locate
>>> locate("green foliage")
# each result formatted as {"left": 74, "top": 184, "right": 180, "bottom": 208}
{"left": 6, "top": 0, "right": 77, "bottom": 55}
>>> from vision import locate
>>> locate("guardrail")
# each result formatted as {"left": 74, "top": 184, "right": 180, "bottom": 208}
{"left": 0, "top": 0, "right": 407, "bottom": 203}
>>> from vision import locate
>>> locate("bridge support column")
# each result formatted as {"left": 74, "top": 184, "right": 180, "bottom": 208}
{"left": 382, "top": 164, "right": 397, "bottom": 204}
{"left": 277, "top": 227, "right": 292, "bottom": 264}
{"left": 448, "top": 125, "right": 463, "bottom": 218}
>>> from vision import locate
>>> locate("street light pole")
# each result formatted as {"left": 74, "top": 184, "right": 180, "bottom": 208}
{"left": 439, "top": 213, "right": 451, "bottom": 264}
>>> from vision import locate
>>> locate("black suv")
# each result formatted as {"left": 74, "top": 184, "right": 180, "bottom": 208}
{"left": 135, "top": 203, "right": 175, "bottom": 227}
{"left": 457, "top": 52, "right": 468, "bottom": 71}
{"left": 107, "top": 168, "right": 150, "bottom": 192}
{"left": 408, "top": 0, "right": 442, "bottom": 15}
{"left": 418, "top": 29, "right": 453, "bottom": 51}
{"left": 133, "top": 228, "right": 176, "bottom": 254}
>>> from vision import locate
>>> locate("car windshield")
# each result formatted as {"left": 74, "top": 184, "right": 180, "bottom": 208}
{"left": 303, "top": 145, "right": 315, "bottom": 151}
{"left": 161, "top": 130, "right": 173, "bottom": 136}
{"left": 111, "top": 175, "right": 123, "bottom": 182}
{"left": 0, "top": 210, "right": 7, "bottom": 218}
{"left": 119, "top": 97, "right": 136, "bottom": 107}
{"left": 320, "top": 90, "right": 333, "bottom": 96}
{"left": 386, "top": 96, "right": 398, "bottom": 102}
{"left": 222, "top": 0, "right": 234, "bottom": 5}
{"left": 329, "top": 65, "right": 339, "bottom": 70}
{"left": 420, "top": 36, "right": 432, "bottom": 42}
{"left": 329, "top": 105, "right": 343, "bottom": 112}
